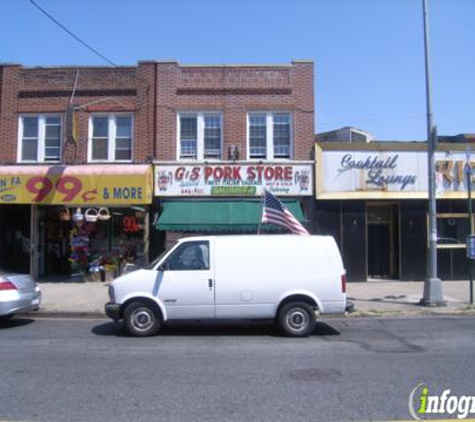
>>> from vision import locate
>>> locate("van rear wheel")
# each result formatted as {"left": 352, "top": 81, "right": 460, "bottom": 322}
{"left": 278, "top": 302, "right": 316, "bottom": 337}
{"left": 123, "top": 301, "right": 161, "bottom": 337}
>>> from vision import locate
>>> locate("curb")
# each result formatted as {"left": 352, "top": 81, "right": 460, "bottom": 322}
{"left": 22, "top": 311, "right": 107, "bottom": 319}
{"left": 18, "top": 309, "right": 475, "bottom": 320}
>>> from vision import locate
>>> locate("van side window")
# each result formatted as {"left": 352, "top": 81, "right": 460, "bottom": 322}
{"left": 165, "top": 241, "right": 209, "bottom": 271}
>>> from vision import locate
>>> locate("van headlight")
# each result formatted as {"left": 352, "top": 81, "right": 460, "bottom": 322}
{"left": 108, "top": 285, "right": 115, "bottom": 303}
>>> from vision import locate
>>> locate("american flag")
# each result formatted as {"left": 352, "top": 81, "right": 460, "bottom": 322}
{"left": 261, "top": 190, "right": 309, "bottom": 235}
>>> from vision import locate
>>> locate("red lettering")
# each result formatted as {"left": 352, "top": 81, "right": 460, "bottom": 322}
{"left": 284, "top": 166, "right": 292, "bottom": 180}
{"left": 56, "top": 176, "right": 82, "bottom": 202}
{"left": 82, "top": 189, "right": 98, "bottom": 202}
{"left": 175, "top": 167, "right": 185, "bottom": 181}
{"left": 233, "top": 167, "right": 242, "bottom": 180}
{"left": 214, "top": 167, "right": 223, "bottom": 179}
{"left": 204, "top": 167, "right": 214, "bottom": 180}
{"left": 274, "top": 166, "right": 283, "bottom": 180}
{"left": 223, "top": 166, "right": 232, "bottom": 179}
{"left": 264, "top": 167, "right": 274, "bottom": 180}
{"left": 256, "top": 166, "right": 264, "bottom": 180}
{"left": 26, "top": 177, "right": 53, "bottom": 202}
{"left": 247, "top": 167, "right": 256, "bottom": 180}
{"left": 190, "top": 167, "right": 201, "bottom": 181}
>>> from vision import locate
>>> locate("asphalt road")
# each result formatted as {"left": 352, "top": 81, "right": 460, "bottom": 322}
{"left": 1, "top": 316, "right": 475, "bottom": 422}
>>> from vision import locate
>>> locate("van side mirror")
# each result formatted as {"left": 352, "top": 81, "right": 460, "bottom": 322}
{"left": 158, "top": 262, "right": 169, "bottom": 272}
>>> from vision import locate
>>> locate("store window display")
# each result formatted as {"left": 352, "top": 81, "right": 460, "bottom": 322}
{"left": 40, "top": 206, "right": 146, "bottom": 280}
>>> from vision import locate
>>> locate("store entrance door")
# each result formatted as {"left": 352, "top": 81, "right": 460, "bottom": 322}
{"left": 0, "top": 205, "right": 31, "bottom": 273}
{"left": 367, "top": 204, "right": 399, "bottom": 279}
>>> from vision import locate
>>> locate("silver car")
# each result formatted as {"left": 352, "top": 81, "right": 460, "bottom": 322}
{"left": 0, "top": 272, "right": 41, "bottom": 321}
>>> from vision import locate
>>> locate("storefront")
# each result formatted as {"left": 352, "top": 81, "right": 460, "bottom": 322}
{"left": 315, "top": 142, "right": 475, "bottom": 282}
{"left": 153, "top": 162, "right": 314, "bottom": 248}
{"left": 0, "top": 165, "right": 153, "bottom": 281}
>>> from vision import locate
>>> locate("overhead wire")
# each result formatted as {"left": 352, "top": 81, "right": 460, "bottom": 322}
{"left": 28, "top": 0, "right": 117, "bottom": 67}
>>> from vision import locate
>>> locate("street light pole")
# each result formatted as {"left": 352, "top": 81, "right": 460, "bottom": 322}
{"left": 466, "top": 147, "right": 474, "bottom": 305}
{"left": 420, "top": 0, "right": 445, "bottom": 306}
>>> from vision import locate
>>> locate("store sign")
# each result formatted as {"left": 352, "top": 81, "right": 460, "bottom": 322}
{"left": 0, "top": 165, "right": 153, "bottom": 205}
{"left": 155, "top": 164, "right": 313, "bottom": 196}
{"left": 339, "top": 154, "right": 417, "bottom": 190}
{"left": 318, "top": 149, "right": 475, "bottom": 199}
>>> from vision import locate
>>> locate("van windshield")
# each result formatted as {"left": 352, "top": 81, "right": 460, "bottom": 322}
{"left": 146, "top": 245, "right": 175, "bottom": 270}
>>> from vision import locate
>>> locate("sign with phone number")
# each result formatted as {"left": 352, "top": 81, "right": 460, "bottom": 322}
{"left": 0, "top": 169, "right": 153, "bottom": 205}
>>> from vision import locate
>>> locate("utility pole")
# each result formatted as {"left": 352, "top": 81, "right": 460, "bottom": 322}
{"left": 466, "top": 147, "right": 474, "bottom": 305}
{"left": 420, "top": 0, "right": 445, "bottom": 307}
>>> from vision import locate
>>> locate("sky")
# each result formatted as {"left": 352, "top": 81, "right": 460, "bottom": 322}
{"left": 0, "top": 0, "right": 473, "bottom": 141}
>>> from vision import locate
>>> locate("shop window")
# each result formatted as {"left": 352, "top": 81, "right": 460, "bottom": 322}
{"left": 178, "top": 113, "right": 222, "bottom": 160}
{"left": 248, "top": 112, "right": 292, "bottom": 160}
{"left": 40, "top": 206, "right": 146, "bottom": 280}
{"left": 18, "top": 115, "right": 62, "bottom": 162}
{"left": 434, "top": 213, "right": 471, "bottom": 249}
{"left": 89, "top": 115, "right": 133, "bottom": 162}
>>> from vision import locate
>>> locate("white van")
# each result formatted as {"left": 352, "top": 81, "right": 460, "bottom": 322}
{"left": 105, "top": 235, "right": 347, "bottom": 337}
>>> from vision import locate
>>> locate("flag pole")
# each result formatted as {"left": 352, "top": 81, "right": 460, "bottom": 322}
{"left": 257, "top": 188, "right": 265, "bottom": 235}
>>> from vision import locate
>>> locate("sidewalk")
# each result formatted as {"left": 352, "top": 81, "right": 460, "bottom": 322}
{"left": 30, "top": 279, "right": 475, "bottom": 319}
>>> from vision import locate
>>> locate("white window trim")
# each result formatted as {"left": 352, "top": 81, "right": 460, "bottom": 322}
{"left": 17, "top": 114, "right": 63, "bottom": 163}
{"left": 177, "top": 112, "right": 223, "bottom": 161}
{"left": 246, "top": 112, "right": 293, "bottom": 161}
{"left": 88, "top": 114, "right": 134, "bottom": 163}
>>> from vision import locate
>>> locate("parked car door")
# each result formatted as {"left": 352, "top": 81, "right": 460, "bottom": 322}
{"left": 157, "top": 240, "right": 215, "bottom": 320}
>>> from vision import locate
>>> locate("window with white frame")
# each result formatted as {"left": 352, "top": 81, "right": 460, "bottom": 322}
{"left": 178, "top": 113, "right": 222, "bottom": 160}
{"left": 89, "top": 114, "right": 133, "bottom": 162}
{"left": 248, "top": 112, "right": 292, "bottom": 160}
{"left": 18, "top": 115, "right": 62, "bottom": 162}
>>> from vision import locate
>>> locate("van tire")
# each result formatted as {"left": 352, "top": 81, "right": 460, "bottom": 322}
{"left": 123, "top": 301, "right": 161, "bottom": 337}
{"left": 278, "top": 302, "right": 316, "bottom": 337}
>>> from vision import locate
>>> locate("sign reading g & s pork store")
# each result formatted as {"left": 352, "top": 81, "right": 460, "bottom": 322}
{"left": 154, "top": 163, "right": 313, "bottom": 196}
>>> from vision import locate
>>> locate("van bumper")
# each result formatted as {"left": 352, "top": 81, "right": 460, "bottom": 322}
{"left": 105, "top": 302, "right": 120, "bottom": 321}
{"left": 321, "top": 300, "right": 347, "bottom": 315}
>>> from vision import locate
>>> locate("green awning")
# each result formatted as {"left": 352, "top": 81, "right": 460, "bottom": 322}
{"left": 156, "top": 200, "right": 306, "bottom": 232}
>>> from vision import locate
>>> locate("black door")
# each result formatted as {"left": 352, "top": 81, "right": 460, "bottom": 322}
{"left": 368, "top": 223, "right": 390, "bottom": 277}
{"left": 0, "top": 205, "right": 31, "bottom": 273}
{"left": 367, "top": 204, "right": 399, "bottom": 279}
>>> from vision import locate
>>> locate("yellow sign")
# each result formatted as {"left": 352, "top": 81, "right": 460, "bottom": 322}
{"left": 0, "top": 165, "right": 153, "bottom": 205}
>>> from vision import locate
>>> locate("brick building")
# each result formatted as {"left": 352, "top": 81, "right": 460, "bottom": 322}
{"left": 149, "top": 61, "right": 315, "bottom": 250}
{"left": 0, "top": 60, "right": 315, "bottom": 280}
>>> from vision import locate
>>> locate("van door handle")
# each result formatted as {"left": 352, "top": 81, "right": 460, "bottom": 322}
{"left": 208, "top": 279, "right": 213, "bottom": 291}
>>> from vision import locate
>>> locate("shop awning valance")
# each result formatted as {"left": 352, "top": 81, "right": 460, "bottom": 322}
{"left": 0, "top": 165, "right": 153, "bottom": 205}
{"left": 156, "top": 200, "right": 305, "bottom": 232}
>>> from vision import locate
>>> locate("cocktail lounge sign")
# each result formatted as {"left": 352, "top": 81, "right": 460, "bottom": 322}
{"left": 318, "top": 148, "right": 475, "bottom": 199}
{"left": 154, "top": 163, "right": 313, "bottom": 196}
{"left": 338, "top": 153, "right": 417, "bottom": 190}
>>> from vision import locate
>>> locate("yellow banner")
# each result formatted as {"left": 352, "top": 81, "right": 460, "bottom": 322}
{"left": 0, "top": 165, "right": 153, "bottom": 205}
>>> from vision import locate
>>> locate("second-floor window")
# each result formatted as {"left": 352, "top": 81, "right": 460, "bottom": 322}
{"left": 248, "top": 112, "right": 292, "bottom": 160}
{"left": 89, "top": 115, "right": 133, "bottom": 162}
{"left": 18, "top": 115, "right": 61, "bottom": 162}
{"left": 178, "top": 113, "right": 222, "bottom": 160}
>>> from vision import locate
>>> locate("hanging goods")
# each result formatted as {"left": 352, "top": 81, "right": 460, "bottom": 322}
{"left": 59, "top": 207, "right": 71, "bottom": 221}
{"left": 72, "top": 208, "right": 84, "bottom": 226}
{"left": 98, "top": 207, "right": 111, "bottom": 221}
{"left": 85, "top": 208, "right": 99, "bottom": 223}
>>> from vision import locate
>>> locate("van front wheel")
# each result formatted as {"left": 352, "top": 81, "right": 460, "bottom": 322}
{"left": 123, "top": 302, "right": 161, "bottom": 337}
{"left": 278, "top": 302, "right": 316, "bottom": 337}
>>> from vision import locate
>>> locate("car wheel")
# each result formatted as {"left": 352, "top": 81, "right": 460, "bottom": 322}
{"left": 278, "top": 302, "right": 316, "bottom": 337}
{"left": 123, "top": 302, "right": 161, "bottom": 337}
